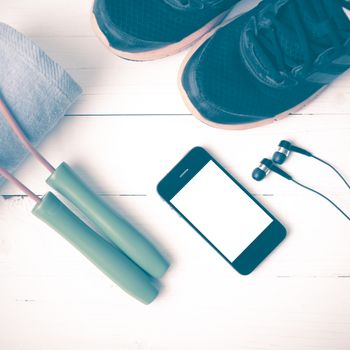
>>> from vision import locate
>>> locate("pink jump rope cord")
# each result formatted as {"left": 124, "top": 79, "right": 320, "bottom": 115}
{"left": 0, "top": 97, "right": 55, "bottom": 173}
{"left": 0, "top": 96, "right": 55, "bottom": 202}
{"left": 0, "top": 167, "right": 41, "bottom": 203}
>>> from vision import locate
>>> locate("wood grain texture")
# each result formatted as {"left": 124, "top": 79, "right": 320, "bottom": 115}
{"left": 1, "top": 0, "right": 350, "bottom": 349}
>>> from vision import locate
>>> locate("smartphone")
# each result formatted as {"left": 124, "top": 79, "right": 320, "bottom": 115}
{"left": 157, "top": 147, "right": 286, "bottom": 275}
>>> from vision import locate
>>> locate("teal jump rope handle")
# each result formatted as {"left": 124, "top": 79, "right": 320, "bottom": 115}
{"left": 46, "top": 162, "right": 169, "bottom": 279}
{"left": 32, "top": 192, "right": 159, "bottom": 304}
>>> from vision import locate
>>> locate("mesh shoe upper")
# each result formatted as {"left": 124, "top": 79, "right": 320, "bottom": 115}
{"left": 181, "top": 0, "right": 350, "bottom": 125}
{"left": 93, "top": 0, "right": 239, "bottom": 52}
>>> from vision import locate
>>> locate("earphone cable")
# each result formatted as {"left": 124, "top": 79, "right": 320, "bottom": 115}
{"left": 311, "top": 155, "right": 350, "bottom": 190}
{"left": 291, "top": 179, "right": 350, "bottom": 221}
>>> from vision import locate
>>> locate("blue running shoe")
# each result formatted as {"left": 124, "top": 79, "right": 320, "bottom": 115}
{"left": 92, "top": 0, "right": 241, "bottom": 61}
{"left": 179, "top": 0, "right": 350, "bottom": 129}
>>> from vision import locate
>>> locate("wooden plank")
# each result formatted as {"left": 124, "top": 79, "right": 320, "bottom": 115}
{"left": 1, "top": 114, "right": 349, "bottom": 195}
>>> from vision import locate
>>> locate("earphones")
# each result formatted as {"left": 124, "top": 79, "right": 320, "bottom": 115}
{"left": 272, "top": 140, "right": 350, "bottom": 189}
{"left": 272, "top": 140, "right": 313, "bottom": 164}
{"left": 252, "top": 140, "right": 350, "bottom": 221}
{"left": 252, "top": 158, "right": 292, "bottom": 182}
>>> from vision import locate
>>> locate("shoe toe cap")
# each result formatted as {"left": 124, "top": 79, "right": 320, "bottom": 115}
{"left": 180, "top": 14, "right": 320, "bottom": 127}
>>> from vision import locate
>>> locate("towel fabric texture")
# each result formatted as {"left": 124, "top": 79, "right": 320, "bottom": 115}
{"left": 0, "top": 22, "right": 82, "bottom": 188}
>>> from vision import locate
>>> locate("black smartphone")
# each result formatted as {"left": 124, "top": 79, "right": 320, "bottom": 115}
{"left": 157, "top": 147, "right": 286, "bottom": 275}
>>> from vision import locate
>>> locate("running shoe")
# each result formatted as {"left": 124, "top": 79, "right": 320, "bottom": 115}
{"left": 92, "top": 0, "right": 241, "bottom": 61}
{"left": 179, "top": 0, "right": 350, "bottom": 129}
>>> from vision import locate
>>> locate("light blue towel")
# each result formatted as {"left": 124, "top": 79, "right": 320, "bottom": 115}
{"left": 0, "top": 22, "right": 82, "bottom": 188}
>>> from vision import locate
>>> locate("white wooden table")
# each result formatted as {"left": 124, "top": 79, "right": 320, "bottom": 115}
{"left": 1, "top": 1, "right": 350, "bottom": 349}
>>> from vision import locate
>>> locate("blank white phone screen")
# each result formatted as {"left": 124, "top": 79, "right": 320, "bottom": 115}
{"left": 171, "top": 161, "right": 273, "bottom": 262}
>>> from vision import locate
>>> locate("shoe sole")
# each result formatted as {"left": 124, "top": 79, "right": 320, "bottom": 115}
{"left": 91, "top": 9, "right": 232, "bottom": 61}
{"left": 177, "top": 21, "right": 327, "bottom": 130}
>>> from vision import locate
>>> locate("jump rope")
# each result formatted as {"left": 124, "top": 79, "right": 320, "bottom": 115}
{"left": 0, "top": 96, "right": 169, "bottom": 305}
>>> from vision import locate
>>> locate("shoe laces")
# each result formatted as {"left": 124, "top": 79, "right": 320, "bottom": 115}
{"left": 164, "top": 0, "right": 225, "bottom": 10}
{"left": 245, "top": 0, "right": 350, "bottom": 84}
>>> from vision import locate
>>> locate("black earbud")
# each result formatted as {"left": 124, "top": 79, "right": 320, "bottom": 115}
{"left": 272, "top": 140, "right": 313, "bottom": 164}
{"left": 251, "top": 141, "right": 350, "bottom": 221}
{"left": 252, "top": 158, "right": 293, "bottom": 182}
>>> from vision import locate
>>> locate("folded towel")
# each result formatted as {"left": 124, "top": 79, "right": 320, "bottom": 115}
{"left": 0, "top": 22, "right": 82, "bottom": 188}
